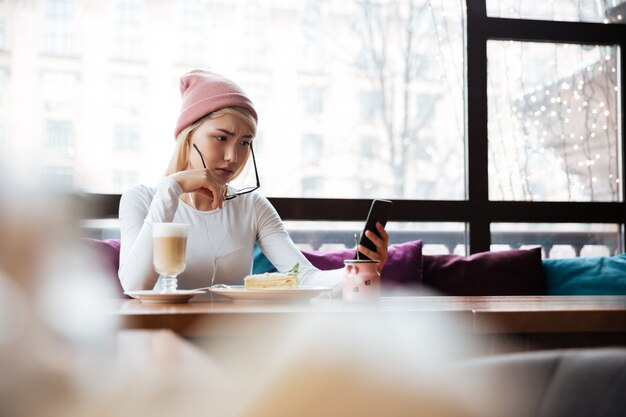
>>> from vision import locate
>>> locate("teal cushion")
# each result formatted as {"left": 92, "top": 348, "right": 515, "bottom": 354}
{"left": 543, "top": 254, "right": 626, "bottom": 295}
{"left": 253, "top": 244, "right": 278, "bottom": 274}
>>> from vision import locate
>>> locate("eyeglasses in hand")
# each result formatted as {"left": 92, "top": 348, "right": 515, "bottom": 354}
{"left": 192, "top": 143, "right": 260, "bottom": 200}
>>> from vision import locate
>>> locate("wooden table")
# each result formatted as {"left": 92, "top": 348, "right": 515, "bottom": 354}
{"left": 106, "top": 295, "right": 626, "bottom": 354}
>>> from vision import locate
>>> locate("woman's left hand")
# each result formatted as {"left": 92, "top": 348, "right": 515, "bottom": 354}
{"left": 357, "top": 222, "right": 389, "bottom": 273}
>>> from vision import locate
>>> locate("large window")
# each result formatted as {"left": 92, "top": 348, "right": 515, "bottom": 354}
{"left": 43, "top": 71, "right": 77, "bottom": 105}
{"left": 0, "top": 19, "right": 5, "bottom": 49}
{"left": 178, "top": 0, "right": 208, "bottom": 66}
{"left": 490, "top": 223, "right": 620, "bottom": 257}
{"left": 114, "top": 0, "right": 143, "bottom": 61}
{"left": 114, "top": 125, "right": 139, "bottom": 153}
{"left": 0, "top": 67, "right": 6, "bottom": 101}
{"left": 486, "top": 0, "right": 625, "bottom": 23}
{"left": 0, "top": 68, "right": 5, "bottom": 152}
{"left": 467, "top": 0, "right": 625, "bottom": 256}
{"left": 42, "top": 165, "right": 74, "bottom": 189}
{"left": 240, "top": 0, "right": 268, "bottom": 70}
{"left": 44, "top": 0, "right": 75, "bottom": 56}
{"left": 45, "top": 121, "right": 74, "bottom": 153}
{"left": 488, "top": 41, "right": 620, "bottom": 202}
{"left": 1, "top": 0, "right": 625, "bottom": 258}
{"left": 110, "top": 75, "right": 143, "bottom": 110}
{"left": 0, "top": 0, "right": 466, "bottom": 200}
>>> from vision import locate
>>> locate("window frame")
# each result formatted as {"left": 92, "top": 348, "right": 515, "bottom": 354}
{"left": 465, "top": 1, "right": 626, "bottom": 253}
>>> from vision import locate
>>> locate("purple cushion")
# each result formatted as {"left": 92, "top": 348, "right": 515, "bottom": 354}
{"left": 422, "top": 247, "right": 547, "bottom": 296}
{"left": 81, "top": 238, "right": 127, "bottom": 298}
{"left": 303, "top": 240, "right": 424, "bottom": 293}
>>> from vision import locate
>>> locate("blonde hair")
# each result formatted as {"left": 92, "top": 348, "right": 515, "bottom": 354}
{"left": 164, "top": 107, "right": 257, "bottom": 176}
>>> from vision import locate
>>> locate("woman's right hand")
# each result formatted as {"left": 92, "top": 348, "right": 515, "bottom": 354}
{"left": 169, "top": 169, "right": 225, "bottom": 209}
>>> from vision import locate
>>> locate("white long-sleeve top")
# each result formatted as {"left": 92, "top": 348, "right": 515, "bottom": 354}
{"left": 118, "top": 176, "right": 343, "bottom": 292}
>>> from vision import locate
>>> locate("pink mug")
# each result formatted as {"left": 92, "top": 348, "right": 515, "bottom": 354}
{"left": 343, "top": 260, "right": 381, "bottom": 302}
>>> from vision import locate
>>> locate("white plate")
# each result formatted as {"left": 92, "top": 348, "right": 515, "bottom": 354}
{"left": 125, "top": 290, "right": 206, "bottom": 304}
{"left": 208, "top": 285, "right": 332, "bottom": 302}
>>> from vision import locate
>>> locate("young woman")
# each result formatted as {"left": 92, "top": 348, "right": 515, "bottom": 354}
{"left": 118, "top": 70, "right": 389, "bottom": 292}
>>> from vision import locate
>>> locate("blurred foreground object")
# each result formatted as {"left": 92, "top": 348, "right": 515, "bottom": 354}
{"left": 0, "top": 168, "right": 122, "bottom": 417}
{"left": 202, "top": 312, "right": 489, "bottom": 417}
{"left": 199, "top": 312, "right": 626, "bottom": 417}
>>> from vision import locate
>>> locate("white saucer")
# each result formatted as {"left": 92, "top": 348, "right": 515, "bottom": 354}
{"left": 124, "top": 290, "right": 205, "bottom": 304}
{"left": 208, "top": 285, "right": 332, "bottom": 302}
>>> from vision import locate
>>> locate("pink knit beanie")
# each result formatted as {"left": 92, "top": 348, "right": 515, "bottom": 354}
{"left": 174, "top": 70, "right": 258, "bottom": 138}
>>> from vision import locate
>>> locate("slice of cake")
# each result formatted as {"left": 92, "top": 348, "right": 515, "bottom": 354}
{"left": 244, "top": 272, "right": 299, "bottom": 289}
{"left": 244, "top": 263, "right": 300, "bottom": 289}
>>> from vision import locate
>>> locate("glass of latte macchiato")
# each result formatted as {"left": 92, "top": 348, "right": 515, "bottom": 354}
{"left": 152, "top": 223, "right": 188, "bottom": 293}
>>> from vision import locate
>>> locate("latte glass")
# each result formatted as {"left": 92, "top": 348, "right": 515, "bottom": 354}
{"left": 152, "top": 223, "right": 188, "bottom": 293}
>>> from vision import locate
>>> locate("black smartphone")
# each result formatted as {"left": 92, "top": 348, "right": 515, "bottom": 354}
{"left": 355, "top": 199, "right": 393, "bottom": 260}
